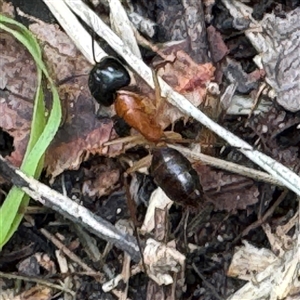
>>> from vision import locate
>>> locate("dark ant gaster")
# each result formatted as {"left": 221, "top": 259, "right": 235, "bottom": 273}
{"left": 150, "top": 147, "right": 204, "bottom": 209}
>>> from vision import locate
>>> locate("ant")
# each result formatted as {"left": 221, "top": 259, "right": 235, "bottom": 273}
{"left": 88, "top": 30, "right": 207, "bottom": 210}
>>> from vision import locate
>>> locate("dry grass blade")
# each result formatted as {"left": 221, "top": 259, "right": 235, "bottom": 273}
{"left": 168, "top": 144, "right": 283, "bottom": 187}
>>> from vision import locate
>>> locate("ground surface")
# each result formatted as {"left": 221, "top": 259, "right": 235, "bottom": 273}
{"left": 0, "top": 0, "right": 299, "bottom": 299}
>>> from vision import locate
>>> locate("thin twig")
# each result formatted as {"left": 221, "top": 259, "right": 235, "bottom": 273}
{"left": 231, "top": 189, "right": 289, "bottom": 245}
{"left": 247, "top": 82, "right": 267, "bottom": 120}
{"left": 168, "top": 144, "right": 283, "bottom": 187}
{"left": 187, "top": 203, "right": 215, "bottom": 234}
{"left": 0, "top": 271, "right": 75, "bottom": 296}
{"left": 192, "top": 263, "right": 225, "bottom": 300}
{"left": 40, "top": 228, "right": 102, "bottom": 278}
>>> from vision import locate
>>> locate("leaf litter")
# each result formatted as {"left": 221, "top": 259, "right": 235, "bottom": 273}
{"left": 0, "top": 0, "right": 299, "bottom": 300}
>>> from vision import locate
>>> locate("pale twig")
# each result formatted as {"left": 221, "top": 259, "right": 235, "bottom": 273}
{"left": 247, "top": 82, "right": 267, "bottom": 120}
{"left": 231, "top": 189, "right": 289, "bottom": 245}
{"left": 0, "top": 271, "right": 75, "bottom": 296}
{"left": 168, "top": 144, "right": 283, "bottom": 187}
{"left": 40, "top": 228, "right": 101, "bottom": 276}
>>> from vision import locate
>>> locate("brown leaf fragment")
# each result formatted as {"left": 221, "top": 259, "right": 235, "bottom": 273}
{"left": 227, "top": 240, "right": 278, "bottom": 281}
{"left": 207, "top": 25, "right": 229, "bottom": 63}
{"left": 82, "top": 157, "right": 121, "bottom": 198}
{"left": 13, "top": 286, "right": 52, "bottom": 300}
{"left": 44, "top": 98, "right": 118, "bottom": 178}
{"left": 146, "top": 204, "right": 185, "bottom": 299}
{"left": 195, "top": 164, "right": 259, "bottom": 212}
{"left": 143, "top": 238, "right": 186, "bottom": 286}
{"left": 17, "top": 256, "right": 40, "bottom": 277}
{"left": 158, "top": 50, "right": 215, "bottom": 97}
{"left": 155, "top": 50, "right": 215, "bottom": 128}
{"left": 0, "top": 1, "right": 15, "bottom": 18}
{"left": 30, "top": 23, "right": 78, "bottom": 57}
{"left": 34, "top": 253, "right": 56, "bottom": 274}
{"left": 0, "top": 32, "right": 37, "bottom": 167}
{"left": 30, "top": 23, "right": 91, "bottom": 83}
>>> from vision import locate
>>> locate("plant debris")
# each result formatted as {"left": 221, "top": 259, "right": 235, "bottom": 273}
{"left": 1, "top": 0, "right": 300, "bottom": 299}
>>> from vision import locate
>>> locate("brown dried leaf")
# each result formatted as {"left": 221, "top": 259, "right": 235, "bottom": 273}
{"left": 82, "top": 157, "right": 121, "bottom": 197}
{"left": 0, "top": 1, "right": 15, "bottom": 18}
{"left": 158, "top": 50, "right": 215, "bottom": 99}
{"left": 13, "top": 286, "right": 52, "bottom": 300}
{"left": 0, "top": 32, "right": 37, "bottom": 167}
{"left": 30, "top": 23, "right": 78, "bottom": 57}
{"left": 141, "top": 188, "right": 173, "bottom": 235}
{"left": 207, "top": 25, "right": 229, "bottom": 63}
{"left": 29, "top": 22, "right": 92, "bottom": 83}
{"left": 34, "top": 253, "right": 56, "bottom": 274}
{"left": 195, "top": 164, "right": 260, "bottom": 212}
{"left": 227, "top": 240, "right": 278, "bottom": 281}
{"left": 155, "top": 50, "right": 215, "bottom": 128}
{"left": 44, "top": 79, "right": 120, "bottom": 177}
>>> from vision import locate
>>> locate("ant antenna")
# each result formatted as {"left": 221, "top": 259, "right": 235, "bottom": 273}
{"left": 91, "top": 30, "right": 97, "bottom": 64}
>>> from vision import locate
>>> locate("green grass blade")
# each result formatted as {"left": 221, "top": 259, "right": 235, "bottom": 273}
{"left": 0, "top": 15, "right": 62, "bottom": 248}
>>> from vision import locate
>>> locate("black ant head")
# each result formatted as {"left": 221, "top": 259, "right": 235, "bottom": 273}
{"left": 88, "top": 34, "right": 130, "bottom": 106}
